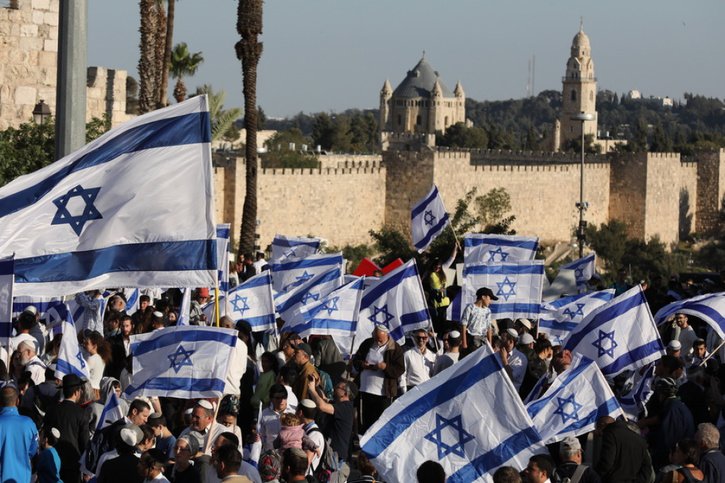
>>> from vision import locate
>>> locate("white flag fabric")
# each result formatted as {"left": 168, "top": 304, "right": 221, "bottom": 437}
{"left": 0, "top": 257, "right": 13, "bottom": 367}
{"left": 270, "top": 252, "right": 344, "bottom": 293}
{"left": 560, "top": 253, "right": 596, "bottom": 286}
{"left": 356, "top": 259, "right": 431, "bottom": 352}
{"left": 463, "top": 234, "right": 538, "bottom": 266}
{"left": 177, "top": 287, "right": 192, "bottom": 326}
{"left": 411, "top": 185, "right": 450, "bottom": 252}
{"left": 0, "top": 96, "right": 217, "bottom": 296}
{"left": 55, "top": 317, "right": 90, "bottom": 380}
{"left": 271, "top": 235, "right": 321, "bottom": 261}
{"left": 526, "top": 356, "right": 624, "bottom": 444}
{"left": 462, "top": 261, "right": 545, "bottom": 320}
{"left": 360, "top": 344, "right": 544, "bottom": 483}
{"left": 654, "top": 292, "right": 725, "bottom": 338}
{"left": 538, "top": 289, "right": 615, "bottom": 345}
{"left": 124, "top": 326, "right": 237, "bottom": 399}
{"left": 563, "top": 285, "right": 665, "bottom": 377}
{"left": 226, "top": 271, "right": 276, "bottom": 331}
{"left": 96, "top": 392, "right": 125, "bottom": 432}
{"left": 288, "top": 277, "right": 365, "bottom": 357}
{"left": 12, "top": 295, "right": 63, "bottom": 318}
{"left": 276, "top": 265, "right": 343, "bottom": 326}
{"left": 216, "top": 224, "right": 231, "bottom": 295}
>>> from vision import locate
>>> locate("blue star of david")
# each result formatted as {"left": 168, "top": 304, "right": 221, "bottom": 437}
{"left": 423, "top": 210, "right": 436, "bottom": 226}
{"left": 553, "top": 394, "right": 583, "bottom": 425}
{"left": 51, "top": 184, "right": 103, "bottom": 236}
{"left": 168, "top": 345, "right": 195, "bottom": 373}
{"left": 592, "top": 329, "right": 618, "bottom": 358}
{"left": 487, "top": 246, "right": 510, "bottom": 262}
{"left": 76, "top": 351, "right": 86, "bottom": 369}
{"left": 230, "top": 295, "right": 250, "bottom": 315}
{"left": 301, "top": 292, "right": 320, "bottom": 305}
{"left": 574, "top": 267, "right": 585, "bottom": 280}
{"left": 296, "top": 271, "right": 314, "bottom": 284}
{"left": 496, "top": 276, "right": 517, "bottom": 301}
{"left": 368, "top": 304, "right": 394, "bottom": 328}
{"left": 320, "top": 296, "right": 339, "bottom": 316}
{"left": 424, "top": 413, "right": 475, "bottom": 459}
{"left": 562, "top": 303, "right": 586, "bottom": 319}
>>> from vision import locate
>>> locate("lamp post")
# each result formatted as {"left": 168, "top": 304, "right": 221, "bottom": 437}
{"left": 572, "top": 112, "right": 594, "bottom": 258}
{"left": 32, "top": 100, "right": 51, "bottom": 124}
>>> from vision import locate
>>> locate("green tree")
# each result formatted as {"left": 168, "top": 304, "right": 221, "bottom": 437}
{"left": 262, "top": 128, "right": 317, "bottom": 169}
{"left": 170, "top": 42, "right": 204, "bottom": 103}
{"left": 426, "top": 188, "right": 481, "bottom": 262}
{"left": 584, "top": 220, "right": 629, "bottom": 271}
{"left": 194, "top": 85, "right": 242, "bottom": 141}
{"left": 311, "top": 113, "right": 335, "bottom": 151}
{"left": 437, "top": 123, "right": 488, "bottom": 149}
{"left": 475, "top": 188, "right": 516, "bottom": 234}
{"left": 368, "top": 225, "right": 416, "bottom": 267}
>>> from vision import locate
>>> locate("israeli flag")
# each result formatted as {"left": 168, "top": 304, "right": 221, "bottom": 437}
{"left": 287, "top": 277, "right": 365, "bottom": 357}
{"left": 96, "top": 392, "right": 125, "bottom": 431}
{"left": 55, "top": 318, "right": 90, "bottom": 380}
{"left": 361, "top": 343, "right": 544, "bottom": 483}
{"left": 560, "top": 253, "right": 596, "bottom": 286}
{"left": 124, "top": 325, "right": 238, "bottom": 399}
{"left": 462, "top": 261, "right": 545, "bottom": 320}
{"left": 563, "top": 285, "right": 665, "bottom": 377}
{"left": 217, "top": 224, "right": 231, "bottom": 295}
{"left": 64, "top": 298, "right": 86, "bottom": 333}
{"left": 463, "top": 234, "right": 538, "bottom": 266}
{"left": 177, "top": 287, "right": 192, "bottom": 326}
{"left": 446, "top": 291, "right": 463, "bottom": 322}
{"left": 276, "top": 265, "right": 343, "bottom": 325}
{"left": 411, "top": 185, "right": 450, "bottom": 252}
{"left": 0, "top": 96, "right": 217, "bottom": 296}
{"left": 356, "top": 259, "right": 431, "bottom": 352}
{"left": 618, "top": 363, "right": 656, "bottom": 420}
{"left": 526, "top": 356, "right": 624, "bottom": 444}
{"left": 271, "top": 235, "right": 321, "bottom": 261}
{"left": 124, "top": 288, "right": 140, "bottom": 316}
{"left": 12, "top": 295, "right": 63, "bottom": 318}
{"left": 654, "top": 292, "right": 725, "bottom": 338}
{"left": 0, "top": 257, "right": 13, "bottom": 366}
{"left": 538, "top": 289, "right": 615, "bottom": 345}
{"left": 226, "top": 271, "right": 276, "bottom": 331}
{"left": 270, "top": 252, "right": 344, "bottom": 293}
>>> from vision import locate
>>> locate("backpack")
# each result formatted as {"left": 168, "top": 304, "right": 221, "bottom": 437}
{"left": 554, "top": 464, "right": 587, "bottom": 483}
{"left": 307, "top": 427, "right": 339, "bottom": 483}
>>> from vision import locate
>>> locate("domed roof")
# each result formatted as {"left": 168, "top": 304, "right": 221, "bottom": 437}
{"left": 393, "top": 56, "right": 454, "bottom": 99}
{"left": 572, "top": 28, "right": 591, "bottom": 50}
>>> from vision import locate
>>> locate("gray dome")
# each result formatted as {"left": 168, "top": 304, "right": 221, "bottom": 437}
{"left": 393, "top": 57, "right": 454, "bottom": 99}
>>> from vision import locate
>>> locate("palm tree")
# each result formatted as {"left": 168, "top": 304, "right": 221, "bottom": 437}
{"left": 195, "top": 85, "right": 242, "bottom": 141}
{"left": 158, "top": 0, "right": 176, "bottom": 107}
{"left": 137, "top": 0, "right": 158, "bottom": 113}
{"left": 170, "top": 42, "right": 204, "bottom": 103}
{"left": 153, "top": 1, "right": 167, "bottom": 106}
{"left": 235, "top": 0, "right": 263, "bottom": 255}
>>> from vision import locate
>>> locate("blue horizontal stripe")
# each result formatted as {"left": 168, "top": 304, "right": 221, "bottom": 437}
{"left": 681, "top": 303, "right": 725, "bottom": 331}
{"left": 562, "top": 254, "right": 595, "bottom": 270}
{"left": 272, "top": 237, "right": 320, "bottom": 248}
{"left": 297, "top": 318, "right": 356, "bottom": 337}
{"left": 362, "top": 352, "right": 501, "bottom": 458}
{"left": 527, "top": 359, "right": 593, "bottom": 417}
{"left": 131, "top": 329, "right": 238, "bottom": 357}
{"left": 0, "top": 258, "right": 13, "bottom": 275}
{"left": 216, "top": 226, "right": 230, "bottom": 238}
{"left": 231, "top": 272, "right": 272, "bottom": 292}
{"left": 491, "top": 303, "right": 542, "bottom": 315}
{"left": 448, "top": 426, "right": 541, "bottom": 483}
{"left": 464, "top": 263, "right": 544, "bottom": 276}
{"left": 564, "top": 291, "right": 644, "bottom": 350}
{"left": 389, "top": 308, "right": 432, "bottom": 342}
{"left": 270, "top": 254, "right": 341, "bottom": 272}
{"left": 464, "top": 236, "right": 538, "bottom": 251}
{"left": 411, "top": 186, "right": 440, "bottom": 218}
{"left": 241, "top": 314, "right": 276, "bottom": 330}
{"left": 14, "top": 239, "right": 217, "bottom": 284}
{"left": 361, "top": 263, "right": 419, "bottom": 308}
{"left": 555, "top": 397, "right": 620, "bottom": 438}
{"left": 654, "top": 293, "right": 724, "bottom": 324}
{"left": 538, "top": 319, "right": 577, "bottom": 331}
{"left": 600, "top": 339, "right": 664, "bottom": 375}
{"left": 13, "top": 300, "right": 63, "bottom": 314}
{"left": 56, "top": 358, "right": 87, "bottom": 379}
{"left": 0, "top": 322, "right": 13, "bottom": 338}
{"left": 124, "top": 377, "right": 226, "bottom": 396}
{"left": 0, "top": 112, "right": 210, "bottom": 218}
{"left": 414, "top": 213, "right": 449, "bottom": 251}
{"left": 276, "top": 268, "right": 341, "bottom": 313}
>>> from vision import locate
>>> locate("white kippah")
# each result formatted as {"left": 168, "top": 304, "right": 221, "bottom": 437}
{"left": 197, "top": 399, "right": 214, "bottom": 410}
{"left": 300, "top": 399, "right": 316, "bottom": 409}
{"left": 50, "top": 427, "right": 61, "bottom": 439}
{"left": 506, "top": 328, "right": 519, "bottom": 339}
{"left": 448, "top": 330, "right": 461, "bottom": 339}
{"left": 120, "top": 427, "right": 139, "bottom": 446}
{"left": 153, "top": 311, "right": 164, "bottom": 318}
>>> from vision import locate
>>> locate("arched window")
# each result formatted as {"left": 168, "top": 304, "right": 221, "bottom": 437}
{"left": 571, "top": 90, "right": 577, "bottom": 102}
{"left": 416, "top": 115, "right": 421, "bottom": 126}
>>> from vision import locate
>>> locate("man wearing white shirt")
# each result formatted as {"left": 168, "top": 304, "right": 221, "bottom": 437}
{"left": 403, "top": 329, "right": 437, "bottom": 390}
{"left": 179, "top": 400, "right": 226, "bottom": 456}
{"left": 259, "top": 384, "right": 295, "bottom": 451}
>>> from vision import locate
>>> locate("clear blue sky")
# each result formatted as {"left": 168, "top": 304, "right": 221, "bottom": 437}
{"left": 88, "top": 0, "right": 725, "bottom": 119}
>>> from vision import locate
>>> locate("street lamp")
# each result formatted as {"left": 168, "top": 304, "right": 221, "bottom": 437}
{"left": 572, "top": 112, "right": 595, "bottom": 258}
{"left": 32, "top": 100, "right": 51, "bottom": 124}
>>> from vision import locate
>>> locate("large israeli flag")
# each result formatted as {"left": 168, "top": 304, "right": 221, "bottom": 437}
{"left": 654, "top": 292, "right": 725, "bottom": 338}
{"left": 526, "top": 356, "right": 624, "bottom": 444}
{"left": 270, "top": 252, "right": 344, "bottom": 293}
{"left": 0, "top": 96, "right": 217, "bottom": 296}
{"left": 226, "top": 271, "right": 276, "bottom": 331}
{"left": 216, "top": 224, "right": 231, "bottom": 295}
{"left": 276, "top": 265, "right": 343, "bottom": 325}
{"left": 560, "top": 253, "right": 596, "bottom": 286}
{"left": 463, "top": 234, "right": 538, "bottom": 266}
{"left": 462, "top": 261, "right": 545, "bottom": 320}
{"left": 411, "top": 185, "right": 449, "bottom": 252}
{"left": 563, "top": 285, "right": 665, "bottom": 377}
{"left": 539, "top": 289, "right": 615, "bottom": 345}
{"left": 287, "top": 277, "right": 365, "bottom": 356}
{"left": 0, "top": 257, "right": 13, "bottom": 367}
{"left": 124, "top": 326, "right": 238, "bottom": 399}
{"left": 271, "top": 235, "right": 321, "bottom": 261}
{"left": 356, "top": 259, "right": 431, "bottom": 351}
{"left": 361, "top": 344, "right": 544, "bottom": 483}
{"left": 55, "top": 317, "right": 90, "bottom": 380}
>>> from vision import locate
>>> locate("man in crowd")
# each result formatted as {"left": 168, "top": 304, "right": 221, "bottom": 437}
{"left": 595, "top": 416, "right": 653, "bottom": 481}
{"left": 403, "top": 328, "right": 437, "bottom": 390}
{"left": 498, "top": 329, "right": 528, "bottom": 391}
{"left": 523, "top": 454, "right": 555, "bottom": 483}
{"left": 298, "top": 399, "right": 325, "bottom": 473}
{"left": 433, "top": 329, "right": 462, "bottom": 376}
{"left": 675, "top": 313, "right": 698, "bottom": 357}
{"left": 292, "top": 342, "right": 319, "bottom": 401}
{"left": 0, "top": 385, "right": 38, "bottom": 483}
{"left": 461, "top": 287, "right": 497, "bottom": 351}
{"left": 260, "top": 384, "right": 293, "bottom": 451}
{"left": 695, "top": 422, "right": 725, "bottom": 482}
{"left": 553, "top": 436, "right": 600, "bottom": 483}
{"left": 179, "top": 400, "right": 225, "bottom": 456}
{"left": 307, "top": 378, "right": 355, "bottom": 463}
{"left": 281, "top": 447, "right": 309, "bottom": 483}
{"left": 213, "top": 444, "right": 253, "bottom": 482}
{"left": 17, "top": 339, "right": 46, "bottom": 385}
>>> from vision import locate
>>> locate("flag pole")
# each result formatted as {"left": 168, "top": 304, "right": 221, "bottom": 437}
{"left": 700, "top": 339, "right": 725, "bottom": 366}
{"left": 214, "top": 285, "right": 220, "bottom": 327}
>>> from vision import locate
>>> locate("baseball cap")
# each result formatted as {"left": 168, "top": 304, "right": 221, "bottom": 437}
{"left": 476, "top": 287, "right": 499, "bottom": 301}
{"left": 560, "top": 436, "right": 581, "bottom": 452}
{"left": 296, "top": 342, "right": 313, "bottom": 357}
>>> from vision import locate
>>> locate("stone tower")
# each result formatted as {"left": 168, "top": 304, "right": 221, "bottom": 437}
{"left": 379, "top": 79, "right": 393, "bottom": 132}
{"left": 559, "top": 22, "right": 598, "bottom": 150}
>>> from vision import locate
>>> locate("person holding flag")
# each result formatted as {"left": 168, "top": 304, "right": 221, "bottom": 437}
{"left": 460, "top": 287, "right": 497, "bottom": 352}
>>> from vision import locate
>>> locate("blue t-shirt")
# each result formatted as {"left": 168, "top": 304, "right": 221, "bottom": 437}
{"left": 37, "top": 447, "right": 63, "bottom": 483}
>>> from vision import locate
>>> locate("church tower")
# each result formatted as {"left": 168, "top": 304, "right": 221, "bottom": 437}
{"left": 379, "top": 79, "right": 393, "bottom": 132}
{"left": 559, "top": 22, "right": 598, "bottom": 150}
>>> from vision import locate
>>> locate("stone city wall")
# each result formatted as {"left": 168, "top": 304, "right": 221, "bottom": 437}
{"left": 86, "top": 66, "right": 134, "bottom": 127}
{"left": 696, "top": 149, "right": 725, "bottom": 235}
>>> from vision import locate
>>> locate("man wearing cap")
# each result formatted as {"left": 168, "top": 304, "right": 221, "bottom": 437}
{"left": 432, "top": 330, "right": 462, "bottom": 376}
{"left": 461, "top": 287, "right": 497, "bottom": 351}
{"left": 44, "top": 374, "right": 91, "bottom": 483}
{"left": 498, "top": 329, "right": 528, "bottom": 391}
{"left": 516, "top": 332, "right": 536, "bottom": 360}
{"left": 306, "top": 379, "right": 355, "bottom": 463}
{"left": 292, "top": 342, "right": 319, "bottom": 401}
{"left": 96, "top": 424, "right": 145, "bottom": 482}
{"left": 403, "top": 328, "right": 438, "bottom": 390}
{"left": 0, "top": 385, "right": 39, "bottom": 483}
{"left": 298, "top": 399, "right": 325, "bottom": 473}
{"left": 352, "top": 324, "right": 405, "bottom": 433}
{"left": 553, "top": 436, "right": 601, "bottom": 483}
{"left": 179, "top": 400, "right": 226, "bottom": 456}
{"left": 190, "top": 288, "right": 210, "bottom": 325}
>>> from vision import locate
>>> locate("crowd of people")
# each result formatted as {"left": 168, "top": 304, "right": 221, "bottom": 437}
{"left": 1, "top": 250, "right": 725, "bottom": 483}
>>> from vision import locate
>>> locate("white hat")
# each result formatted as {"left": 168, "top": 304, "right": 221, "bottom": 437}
{"left": 374, "top": 324, "right": 389, "bottom": 333}
{"left": 506, "top": 328, "right": 519, "bottom": 340}
{"left": 300, "top": 399, "right": 316, "bottom": 409}
{"left": 519, "top": 333, "right": 535, "bottom": 345}
{"left": 448, "top": 330, "right": 461, "bottom": 339}
{"left": 50, "top": 427, "right": 61, "bottom": 439}
{"left": 152, "top": 311, "right": 164, "bottom": 318}
{"left": 120, "top": 426, "right": 142, "bottom": 446}
{"left": 10, "top": 334, "right": 37, "bottom": 353}
{"left": 516, "top": 318, "right": 532, "bottom": 330}
{"left": 560, "top": 436, "right": 581, "bottom": 452}
{"left": 197, "top": 399, "right": 214, "bottom": 410}
{"left": 667, "top": 340, "right": 682, "bottom": 351}
{"left": 23, "top": 305, "right": 38, "bottom": 315}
